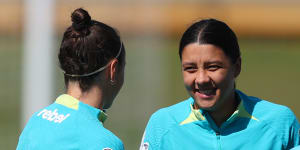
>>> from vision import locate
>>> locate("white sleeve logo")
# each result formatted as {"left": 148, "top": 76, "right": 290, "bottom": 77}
{"left": 140, "top": 142, "right": 149, "bottom": 150}
{"left": 139, "top": 131, "right": 149, "bottom": 150}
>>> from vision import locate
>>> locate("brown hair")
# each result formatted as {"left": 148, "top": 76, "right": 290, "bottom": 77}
{"left": 179, "top": 19, "right": 240, "bottom": 64}
{"left": 58, "top": 8, "right": 125, "bottom": 92}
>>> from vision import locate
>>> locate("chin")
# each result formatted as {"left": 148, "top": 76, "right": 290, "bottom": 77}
{"left": 194, "top": 99, "right": 217, "bottom": 111}
{"left": 199, "top": 106, "right": 217, "bottom": 112}
{"left": 197, "top": 104, "right": 215, "bottom": 111}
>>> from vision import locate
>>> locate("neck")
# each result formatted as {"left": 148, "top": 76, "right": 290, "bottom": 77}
{"left": 66, "top": 82, "right": 104, "bottom": 110}
{"left": 208, "top": 92, "right": 239, "bottom": 127}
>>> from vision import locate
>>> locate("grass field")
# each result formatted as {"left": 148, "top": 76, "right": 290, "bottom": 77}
{"left": 0, "top": 36, "right": 299, "bottom": 150}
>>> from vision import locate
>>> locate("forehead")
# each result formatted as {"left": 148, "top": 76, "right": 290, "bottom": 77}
{"left": 181, "top": 43, "right": 230, "bottom": 63}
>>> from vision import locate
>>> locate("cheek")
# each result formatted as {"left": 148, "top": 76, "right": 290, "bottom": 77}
{"left": 182, "top": 72, "right": 195, "bottom": 89}
{"left": 212, "top": 70, "right": 235, "bottom": 87}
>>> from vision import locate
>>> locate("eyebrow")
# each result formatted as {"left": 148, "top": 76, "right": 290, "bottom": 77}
{"left": 182, "top": 62, "right": 195, "bottom": 66}
{"left": 182, "top": 60, "right": 223, "bottom": 66}
{"left": 205, "top": 61, "right": 224, "bottom": 65}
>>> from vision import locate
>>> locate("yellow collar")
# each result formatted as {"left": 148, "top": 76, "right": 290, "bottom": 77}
{"left": 55, "top": 94, "right": 108, "bottom": 123}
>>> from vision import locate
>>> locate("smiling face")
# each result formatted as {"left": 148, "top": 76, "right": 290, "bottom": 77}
{"left": 181, "top": 43, "right": 240, "bottom": 111}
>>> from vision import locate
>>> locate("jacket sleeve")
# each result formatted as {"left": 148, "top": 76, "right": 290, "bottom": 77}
{"left": 140, "top": 111, "right": 169, "bottom": 150}
{"left": 286, "top": 108, "right": 300, "bottom": 149}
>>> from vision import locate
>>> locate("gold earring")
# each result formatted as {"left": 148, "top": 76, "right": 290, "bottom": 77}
{"left": 110, "top": 79, "right": 116, "bottom": 85}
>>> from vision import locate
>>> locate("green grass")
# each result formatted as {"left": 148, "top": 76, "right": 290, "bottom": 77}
{"left": 238, "top": 38, "right": 300, "bottom": 113}
{"left": 0, "top": 36, "right": 299, "bottom": 150}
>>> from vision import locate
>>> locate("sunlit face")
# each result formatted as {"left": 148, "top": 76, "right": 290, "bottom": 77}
{"left": 181, "top": 43, "right": 240, "bottom": 111}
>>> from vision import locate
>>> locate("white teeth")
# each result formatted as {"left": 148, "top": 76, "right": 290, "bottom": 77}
{"left": 197, "top": 89, "right": 215, "bottom": 95}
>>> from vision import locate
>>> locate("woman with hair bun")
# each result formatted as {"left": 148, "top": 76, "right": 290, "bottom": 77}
{"left": 17, "top": 8, "right": 125, "bottom": 150}
{"left": 140, "top": 19, "right": 299, "bottom": 150}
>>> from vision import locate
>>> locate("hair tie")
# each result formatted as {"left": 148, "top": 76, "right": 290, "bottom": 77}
{"left": 62, "top": 41, "right": 123, "bottom": 77}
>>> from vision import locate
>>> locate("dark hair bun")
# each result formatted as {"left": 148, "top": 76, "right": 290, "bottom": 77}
{"left": 71, "top": 8, "right": 91, "bottom": 32}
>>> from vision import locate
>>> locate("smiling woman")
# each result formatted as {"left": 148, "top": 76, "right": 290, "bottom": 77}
{"left": 181, "top": 43, "right": 240, "bottom": 126}
{"left": 140, "top": 19, "right": 299, "bottom": 150}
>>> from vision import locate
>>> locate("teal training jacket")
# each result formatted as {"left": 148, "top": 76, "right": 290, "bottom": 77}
{"left": 17, "top": 94, "right": 124, "bottom": 150}
{"left": 291, "top": 146, "right": 300, "bottom": 150}
{"left": 140, "top": 90, "right": 300, "bottom": 150}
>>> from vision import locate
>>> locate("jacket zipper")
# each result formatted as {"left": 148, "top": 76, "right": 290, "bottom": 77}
{"left": 216, "top": 131, "right": 221, "bottom": 150}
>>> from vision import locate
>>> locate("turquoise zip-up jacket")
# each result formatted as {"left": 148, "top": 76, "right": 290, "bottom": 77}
{"left": 140, "top": 90, "right": 299, "bottom": 150}
{"left": 17, "top": 94, "right": 124, "bottom": 150}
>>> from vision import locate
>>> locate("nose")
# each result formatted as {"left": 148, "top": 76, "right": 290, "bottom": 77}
{"left": 195, "top": 70, "right": 211, "bottom": 88}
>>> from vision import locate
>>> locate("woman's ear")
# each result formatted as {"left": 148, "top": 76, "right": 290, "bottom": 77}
{"left": 234, "top": 57, "right": 241, "bottom": 78}
{"left": 109, "top": 59, "right": 118, "bottom": 83}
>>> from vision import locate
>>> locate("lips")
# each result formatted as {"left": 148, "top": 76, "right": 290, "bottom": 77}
{"left": 194, "top": 88, "right": 216, "bottom": 99}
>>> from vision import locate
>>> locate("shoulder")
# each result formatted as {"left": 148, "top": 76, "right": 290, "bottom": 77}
{"left": 17, "top": 103, "right": 71, "bottom": 148}
{"left": 291, "top": 146, "right": 300, "bottom": 150}
{"left": 149, "top": 98, "right": 193, "bottom": 126}
{"left": 95, "top": 130, "right": 124, "bottom": 150}
{"left": 237, "top": 90, "right": 297, "bottom": 122}
{"left": 21, "top": 103, "right": 61, "bottom": 129}
{"left": 79, "top": 127, "right": 124, "bottom": 150}
{"left": 238, "top": 90, "right": 299, "bottom": 142}
{"left": 141, "top": 98, "right": 193, "bottom": 149}
{"left": 79, "top": 122, "right": 124, "bottom": 150}
{"left": 255, "top": 99, "right": 297, "bottom": 132}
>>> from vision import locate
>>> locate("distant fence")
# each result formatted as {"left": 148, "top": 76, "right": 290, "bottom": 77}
{"left": 1, "top": 2, "right": 300, "bottom": 37}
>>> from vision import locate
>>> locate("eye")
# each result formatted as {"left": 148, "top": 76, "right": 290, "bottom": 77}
{"left": 183, "top": 66, "right": 197, "bottom": 72}
{"left": 207, "top": 65, "right": 221, "bottom": 71}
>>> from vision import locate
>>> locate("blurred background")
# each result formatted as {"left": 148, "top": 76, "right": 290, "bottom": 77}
{"left": 1, "top": 0, "right": 300, "bottom": 149}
